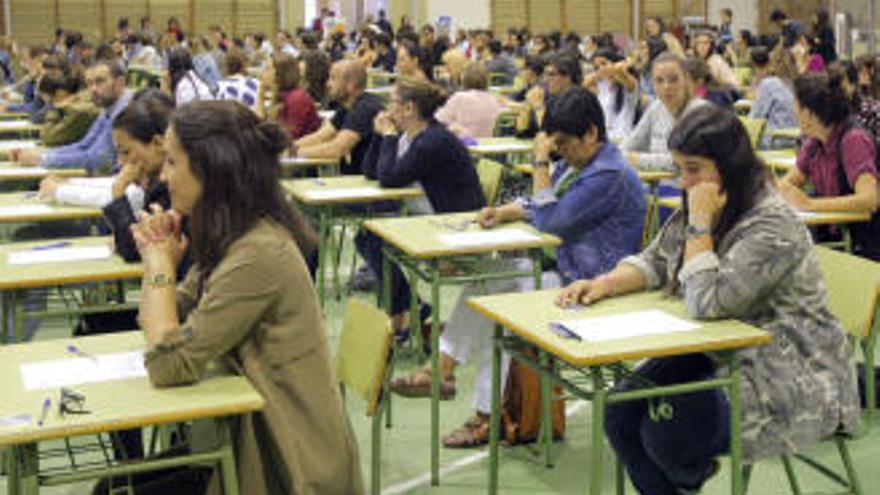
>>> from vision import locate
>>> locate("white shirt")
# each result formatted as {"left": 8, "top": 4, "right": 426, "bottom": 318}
{"left": 55, "top": 177, "right": 144, "bottom": 211}
{"left": 596, "top": 79, "right": 638, "bottom": 143}
{"left": 175, "top": 70, "right": 214, "bottom": 105}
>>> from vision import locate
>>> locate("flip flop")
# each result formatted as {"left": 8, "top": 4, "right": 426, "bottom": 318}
{"left": 390, "top": 368, "right": 456, "bottom": 400}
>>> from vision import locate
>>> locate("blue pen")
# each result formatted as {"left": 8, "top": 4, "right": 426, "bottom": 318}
{"left": 67, "top": 344, "right": 97, "bottom": 361}
{"left": 31, "top": 241, "right": 71, "bottom": 251}
{"left": 37, "top": 398, "right": 51, "bottom": 427}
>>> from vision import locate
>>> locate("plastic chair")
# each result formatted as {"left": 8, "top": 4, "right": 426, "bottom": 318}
{"left": 743, "top": 247, "right": 880, "bottom": 495}
{"left": 492, "top": 109, "right": 519, "bottom": 137}
{"left": 738, "top": 116, "right": 767, "bottom": 150}
{"left": 336, "top": 298, "right": 394, "bottom": 495}
{"left": 476, "top": 158, "right": 506, "bottom": 207}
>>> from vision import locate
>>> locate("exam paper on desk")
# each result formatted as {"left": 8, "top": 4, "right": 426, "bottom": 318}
{"left": 20, "top": 351, "right": 147, "bottom": 390}
{"left": 303, "top": 187, "right": 384, "bottom": 200}
{"left": 437, "top": 228, "right": 540, "bottom": 248}
{"left": 9, "top": 245, "right": 112, "bottom": 265}
{"left": 0, "top": 204, "right": 53, "bottom": 216}
{"left": 555, "top": 309, "right": 699, "bottom": 342}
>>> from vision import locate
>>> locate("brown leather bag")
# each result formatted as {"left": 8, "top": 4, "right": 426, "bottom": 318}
{"left": 502, "top": 347, "right": 566, "bottom": 443}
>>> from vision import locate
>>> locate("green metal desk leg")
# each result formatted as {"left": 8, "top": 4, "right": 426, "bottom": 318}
{"left": 317, "top": 208, "right": 330, "bottom": 308}
{"left": 590, "top": 368, "right": 608, "bottom": 495}
{"left": 216, "top": 419, "right": 240, "bottom": 495}
{"left": 488, "top": 324, "right": 503, "bottom": 495}
{"left": 532, "top": 251, "right": 554, "bottom": 467}
{"left": 382, "top": 252, "right": 393, "bottom": 429}
{"left": 728, "top": 354, "right": 744, "bottom": 495}
{"left": 407, "top": 265, "right": 423, "bottom": 361}
{"left": 12, "top": 443, "right": 38, "bottom": 495}
{"left": 429, "top": 262, "right": 441, "bottom": 485}
{"left": 371, "top": 401, "right": 385, "bottom": 495}
{"left": 6, "top": 444, "right": 19, "bottom": 495}
{"left": 13, "top": 290, "right": 23, "bottom": 343}
{"left": 1, "top": 292, "right": 10, "bottom": 345}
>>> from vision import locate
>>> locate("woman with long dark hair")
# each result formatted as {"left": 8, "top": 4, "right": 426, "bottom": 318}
{"left": 559, "top": 104, "right": 860, "bottom": 495}
{"left": 584, "top": 47, "right": 639, "bottom": 142}
{"left": 166, "top": 47, "right": 213, "bottom": 105}
{"left": 132, "top": 100, "right": 363, "bottom": 494}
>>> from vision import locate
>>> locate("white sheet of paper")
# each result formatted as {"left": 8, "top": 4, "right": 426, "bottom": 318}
{"left": 437, "top": 228, "right": 541, "bottom": 248}
{"left": 0, "top": 140, "right": 38, "bottom": 150}
{"left": 0, "top": 166, "right": 47, "bottom": 177}
{"left": 20, "top": 351, "right": 147, "bottom": 391}
{"left": 474, "top": 143, "right": 531, "bottom": 153}
{"left": 0, "top": 204, "right": 52, "bottom": 216}
{"left": 304, "top": 187, "right": 384, "bottom": 200}
{"left": 0, "top": 120, "right": 32, "bottom": 129}
{"left": 555, "top": 309, "right": 699, "bottom": 342}
{"left": 9, "top": 245, "right": 112, "bottom": 265}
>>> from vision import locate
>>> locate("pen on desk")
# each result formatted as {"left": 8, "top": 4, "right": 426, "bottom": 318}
{"left": 312, "top": 178, "right": 325, "bottom": 186}
{"left": 37, "top": 398, "right": 51, "bottom": 427}
{"left": 548, "top": 322, "right": 582, "bottom": 341}
{"left": 67, "top": 344, "right": 97, "bottom": 361}
{"left": 31, "top": 241, "right": 71, "bottom": 251}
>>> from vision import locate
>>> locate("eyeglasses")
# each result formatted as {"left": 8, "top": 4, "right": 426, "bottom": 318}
{"left": 59, "top": 388, "right": 90, "bottom": 417}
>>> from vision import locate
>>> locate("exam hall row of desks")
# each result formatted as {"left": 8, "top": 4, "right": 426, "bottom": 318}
{"left": 0, "top": 131, "right": 865, "bottom": 495}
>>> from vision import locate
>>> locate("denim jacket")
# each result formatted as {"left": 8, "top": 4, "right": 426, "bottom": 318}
{"left": 525, "top": 143, "right": 646, "bottom": 284}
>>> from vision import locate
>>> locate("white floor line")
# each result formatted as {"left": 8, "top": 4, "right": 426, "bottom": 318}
{"left": 382, "top": 400, "right": 588, "bottom": 495}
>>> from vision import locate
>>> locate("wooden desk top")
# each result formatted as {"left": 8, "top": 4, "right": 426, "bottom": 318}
{"left": 0, "top": 237, "right": 142, "bottom": 290}
{"left": 757, "top": 149, "right": 797, "bottom": 172}
{"left": 468, "top": 137, "right": 534, "bottom": 156}
{"left": 766, "top": 127, "right": 802, "bottom": 140}
{"left": 654, "top": 196, "right": 870, "bottom": 226}
{"left": 467, "top": 290, "right": 771, "bottom": 367}
{"left": 0, "top": 331, "right": 264, "bottom": 445}
{"left": 0, "top": 162, "right": 86, "bottom": 181}
{"left": 0, "top": 119, "right": 39, "bottom": 133}
{"left": 364, "top": 212, "right": 561, "bottom": 259}
{"left": 279, "top": 156, "right": 340, "bottom": 170}
{"left": 282, "top": 176, "right": 424, "bottom": 206}
{"left": 500, "top": 164, "right": 674, "bottom": 184}
{"left": 0, "top": 192, "right": 102, "bottom": 223}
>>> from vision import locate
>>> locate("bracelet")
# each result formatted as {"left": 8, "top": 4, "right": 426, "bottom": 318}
{"left": 145, "top": 272, "right": 175, "bottom": 289}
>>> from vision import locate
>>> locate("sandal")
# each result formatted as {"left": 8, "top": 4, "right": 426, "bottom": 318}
{"left": 390, "top": 366, "right": 456, "bottom": 400}
{"left": 442, "top": 414, "right": 490, "bottom": 448}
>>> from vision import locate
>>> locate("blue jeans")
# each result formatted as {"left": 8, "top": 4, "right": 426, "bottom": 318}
{"left": 604, "top": 353, "right": 730, "bottom": 495}
{"left": 355, "top": 230, "right": 413, "bottom": 316}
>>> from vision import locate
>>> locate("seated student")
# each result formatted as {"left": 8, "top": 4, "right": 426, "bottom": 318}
{"left": 559, "top": 104, "right": 860, "bottom": 495}
{"left": 483, "top": 39, "right": 518, "bottom": 86}
{"left": 391, "top": 88, "right": 647, "bottom": 447}
{"left": 634, "top": 37, "right": 669, "bottom": 105}
{"left": 438, "top": 48, "right": 468, "bottom": 91}
{"left": 510, "top": 55, "right": 545, "bottom": 103}
{"left": 396, "top": 38, "right": 432, "bottom": 81}
{"left": 748, "top": 46, "right": 798, "bottom": 147}
{"left": 261, "top": 53, "right": 321, "bottom": 140}
{"left": 435, "top": 61, "right": 507, "bottom": 138}
{"left": 517, "top": 52, "right": 582, "bottom": 138}
{"left": 683, "top": 57, "right": 739, "bottom": 111}
{"left": 830, "top": 60, "right": 880, "bottom": 137}
{"left": 0, "top": 45, "right": 49, "bottom": 122}
{"left": 584, "top": 47, "right": 639, "bottom": 142}
{"left": 14, "top": 59, "right": 133, "bottom": 172}
{"left": 373, "top": 33, "right": 396, "bottom": 73}
{"left": 622, "top": 53, "right": 707, "bottom": 174}
{"left": 692, "top": 31, "right": 739, "bottom": 90}
{"left": 360, "top": 76, "right": 485, "bottom": 336}
{"left": 132, "top": 100, "right": 363, "bottom": 494}
{"left": 778, "top": 72, "right": 880, "bottom": 260}
{"left": 295, "top": 59, "right": 383, "bottom": 175}
{"left": 38, "top": 66, "right": 100, "bottom": 147}
{"left": 215, "top": 47, "right": 261, "bottom": 112}
{"left": 167, "top": 47, "right": 214, "bottom": 105}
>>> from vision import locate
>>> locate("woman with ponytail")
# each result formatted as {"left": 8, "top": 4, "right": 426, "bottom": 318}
{"left": 132, "top": 100, "right": 363, "bottom": 494}
{"left": 778, "top": 72, "right": 880, "bottom": 260}
{"left": 584, "top": 47, "right": 639, "bottom": 142}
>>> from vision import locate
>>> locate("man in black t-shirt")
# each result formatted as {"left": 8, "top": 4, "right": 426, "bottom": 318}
{"left": 295, "top": 59, "right": 384, "bottom": 174}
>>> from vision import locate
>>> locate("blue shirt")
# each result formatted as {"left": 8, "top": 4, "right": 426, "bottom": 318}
{"left": 526, "top": 143, "right": 646, "bottom": 284}
{"left": 193, "top": 53, "right": 222, "bottom": 91}
{"left": 42, "top": 90, "right": 134, "bottom": 172}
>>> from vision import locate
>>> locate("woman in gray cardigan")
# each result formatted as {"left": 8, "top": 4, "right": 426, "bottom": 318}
{"left": 559, "top": 105, "right": 860, "bottom": 495}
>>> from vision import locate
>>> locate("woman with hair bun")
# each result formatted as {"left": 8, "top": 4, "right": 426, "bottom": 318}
{"left": 778, "top": 72, "right": 880, "bottom": 260}
{"left": 132, "top": 100, "right": 363, "bottom": 494}
{"left": 358, "top": 76, "right": 485, "bottom": 336}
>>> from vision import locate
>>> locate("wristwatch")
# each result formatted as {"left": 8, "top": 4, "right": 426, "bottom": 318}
{"left": 686, "top": 224, "right": 712, "bottom": 240}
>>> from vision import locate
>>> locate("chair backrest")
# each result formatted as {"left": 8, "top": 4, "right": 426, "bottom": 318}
{"left": 476, "top": 158, "right": 505, "bottom": 206}
{"left": 738, "top": 116, "right": 767, "bottom": 149}
{"left": 815, "top": 246, "right": 880, "bottom": 340}
{"left": 335, "top": 298, "right": 393, "bottom": 416}
{"left": 492, "top": 109, "right": 519, "bottom": 137}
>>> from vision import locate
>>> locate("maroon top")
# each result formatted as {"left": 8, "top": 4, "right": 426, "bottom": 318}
{"left": 279, "top": 88, "right": 322, "bottom": 140}
{"left": 796, "top": 122, "right": 878, "bottom": 197}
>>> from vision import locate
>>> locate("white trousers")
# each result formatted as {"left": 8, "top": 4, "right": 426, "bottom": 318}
{"left": 438, "top": 258, "right": 561, "bottom": 413}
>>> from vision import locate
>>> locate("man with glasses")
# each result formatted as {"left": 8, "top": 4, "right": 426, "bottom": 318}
{"left": 517, "top": 52, "right": 581, "bottom": 137}
{"left": 15, "top": 59, "right": 133, "bottom": 173}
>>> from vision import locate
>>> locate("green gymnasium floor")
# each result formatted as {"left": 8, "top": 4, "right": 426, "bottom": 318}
{"left": 3, "top": 274, "right": 880, "bottom": 495}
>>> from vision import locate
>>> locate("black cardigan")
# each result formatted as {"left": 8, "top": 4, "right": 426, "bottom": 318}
{"left": 363, "top": 120, "right": 485, "bottom": 213}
